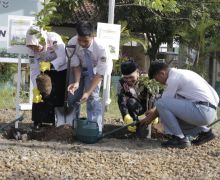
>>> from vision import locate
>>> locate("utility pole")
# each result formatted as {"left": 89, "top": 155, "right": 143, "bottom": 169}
{"left": 108, "top": 0, "right": 115, "bottom": 24}
{"left": 103, "top": 0, "right": 115, "bottom": 113}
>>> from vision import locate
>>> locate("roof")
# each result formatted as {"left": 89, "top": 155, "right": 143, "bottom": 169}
{"left": 51, "top": 1, "right": 98, "bottom": 26}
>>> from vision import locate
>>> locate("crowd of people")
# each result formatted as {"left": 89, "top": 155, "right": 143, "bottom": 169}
{"left": 26, "top": 21, "right": 219, "bottom": 149}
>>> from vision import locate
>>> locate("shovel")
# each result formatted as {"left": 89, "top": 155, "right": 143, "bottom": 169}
{"left": 64, "top": 45, "right": 76, "bottom": 123}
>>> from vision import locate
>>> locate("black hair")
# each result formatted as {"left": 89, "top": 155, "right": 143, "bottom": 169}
{"left": 76, "top": 21, "right": 93, "bottom": 37}
{"left": 121, "top": 60, "right": 138, "bottom": 75}
{"left": 148, "top": 61, "right": 168, "bottom": 79}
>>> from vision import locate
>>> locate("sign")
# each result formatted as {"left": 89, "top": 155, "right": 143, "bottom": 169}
{"left": 97, "top": 22, "right": 121, "bottom": 60}
{"left": 7, "top": 15, "right": 35, "bottom": 54}
{"left": 0, "top": 26, "right": 7, "bottom": 41}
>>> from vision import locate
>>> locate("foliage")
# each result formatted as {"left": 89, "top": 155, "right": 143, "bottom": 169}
{"left": 133, "top": 0, "right": 179, "bottom": 12}
{"left": 36, "top": 0, "right": 59, "bottom": 30}
{"left": 119, "top": 21, "right": 148, "bottom": 52}
{"left": 174, "top": 0, "right": 220, "bottom": 74}
{"left": 0, "top": 83, "right": 15, "bottom": 109}
{"left": 0, "top": 63, "right": 17, "bottom": 82}
{"left": 139, "top": 74, "right": 164, "bottom": 95}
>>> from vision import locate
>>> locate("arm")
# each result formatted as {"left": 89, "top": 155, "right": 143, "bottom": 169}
{"left": 117, "top": 80, "right": 129, "bottom": 118}
{"left": 68, "top": 65, "right": 81, "bottom": 95}
{"left": 140, "top": 107, "right": 159, "bottom": 126}
{"left": 80, "top": 74, "right": 103, "bottom": 103}
{"left": 50, "top": 43, "right": 66, "bottom": 70}
{"left": 48, "top": 32, "right": 66, "bottom": 70}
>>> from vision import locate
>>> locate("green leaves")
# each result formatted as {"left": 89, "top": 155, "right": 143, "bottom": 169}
{"left": 139, "top": 74, "right": 164, "bottom": 95}
{"left": 133, "top": 0, "right": 178, "bottom": 13}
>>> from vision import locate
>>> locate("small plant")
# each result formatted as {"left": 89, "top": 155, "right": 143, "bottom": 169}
{"left": 139, "top": 74, "right": 164, "bottom": 95}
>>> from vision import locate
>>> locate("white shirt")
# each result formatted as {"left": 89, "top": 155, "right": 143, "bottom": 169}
{"left": 67, "top": 36, "right": 110, "bottom": 76}
{"left": 163, "top": 68, "right": 219, "bottom": 106}
{"left": 29, "top": 32, "right": 67, "bottom": 87}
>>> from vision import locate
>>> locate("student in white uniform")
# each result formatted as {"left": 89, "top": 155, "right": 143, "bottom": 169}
{"left": 26, "top": 26, "right": 67, "bottom": 129}
{"left": 141, "top": 61, "right": 219, "bottom": 148}
{"left": 67, "top": 21, "right": 110, "bottom": 133}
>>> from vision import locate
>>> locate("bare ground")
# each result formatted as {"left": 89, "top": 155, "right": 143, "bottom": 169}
{"left": 0, "top": 109, "right": 220, "bottom": 179}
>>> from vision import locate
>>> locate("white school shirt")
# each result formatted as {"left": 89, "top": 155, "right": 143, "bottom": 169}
{"left": 67, "top": 36, "right": 109, "bottom": 76}
{"left": 29, "top": 32, "right": 67, "bottom": 87}
{"left": 162, "top": 68, "right": 219, "bottom": 106}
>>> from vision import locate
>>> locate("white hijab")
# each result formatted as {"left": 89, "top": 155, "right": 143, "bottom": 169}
{"left": 26, "top": 25, "right": 47, "bottom": 47}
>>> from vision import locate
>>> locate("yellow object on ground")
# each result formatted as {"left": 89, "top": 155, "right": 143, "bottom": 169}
{"left": 124, "top": 114, "right": 136, "bottom": 133}
{"left": 39, "top": 61, "right": 51, "bottom": 72}
{"left": 33, "top": 88, "right": 43, "bottom": 103}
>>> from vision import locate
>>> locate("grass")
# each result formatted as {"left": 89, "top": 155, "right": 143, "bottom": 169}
{"left": 0, "top": 82, "right": 16, "bottom": 109}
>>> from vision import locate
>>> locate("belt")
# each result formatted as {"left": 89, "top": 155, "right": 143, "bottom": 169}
{"left": 195, "top": 101, "right": 217, "bottom": 110}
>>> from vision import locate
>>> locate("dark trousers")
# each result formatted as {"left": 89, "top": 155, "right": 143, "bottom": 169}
{"left": 127, "top": 98, "right": 146, "bottom": 121}
{"left": 32, "top": 69, "right": 66, "bottom": 124}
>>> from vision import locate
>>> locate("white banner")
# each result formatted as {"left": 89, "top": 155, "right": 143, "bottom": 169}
{"left": 7, "top": 15, "right": 35, "bottom": 54}
{"left": 97, "top": 22, "right": 121, "bottom": 60}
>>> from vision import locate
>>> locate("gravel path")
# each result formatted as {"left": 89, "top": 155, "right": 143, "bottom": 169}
{"left": 0, "top": 109, "right": 220, "bottom": 179}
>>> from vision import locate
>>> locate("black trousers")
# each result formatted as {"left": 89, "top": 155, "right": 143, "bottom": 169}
{"left": 32, "top": 69, "right": 67, "bottom": 124}
{"left": 127, "top": 98, "right": 146, "bottom": 121}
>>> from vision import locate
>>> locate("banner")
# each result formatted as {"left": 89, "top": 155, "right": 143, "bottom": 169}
{"left": 7, "top": 15, "right": 35, "bottom": 54}
{"left": 97, "top": 23, "right": 121, "bottom": 60}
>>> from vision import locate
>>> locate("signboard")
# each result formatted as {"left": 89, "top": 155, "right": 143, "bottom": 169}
{"left": 7, "top": 15, "right": 35, "bottom": 54}
{"left": 97, "top": 22, "right": 121, "bottom": 60}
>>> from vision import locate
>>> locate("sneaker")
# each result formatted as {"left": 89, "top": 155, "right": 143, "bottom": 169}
{"left": 161, "top": 135, "right": 191, "bottom": 149}
{"left": 191, "top": 129, "right": 216, "bottom": 145}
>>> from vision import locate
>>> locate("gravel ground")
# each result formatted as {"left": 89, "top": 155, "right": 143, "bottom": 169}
{"left": 0, "top": 109, "right": 220, "bottom": 179}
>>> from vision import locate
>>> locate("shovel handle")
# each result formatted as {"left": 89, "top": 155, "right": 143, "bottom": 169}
{"left": 100, "top": 120, "right": 139, "bottom": 139}
{"left": 0, "top": 114, "right": 24, "bottom": 131}
{"left": 65, "top": 45, "right": 76, "bottom": 59}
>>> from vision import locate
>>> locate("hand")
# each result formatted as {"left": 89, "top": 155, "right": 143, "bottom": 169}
{"left": 140, "top": 108, "right": 158, "bottom": 126}
{"left": 68, "top": 82, "right": 79, "bottom": 95}
{"left": 80, "top": 92, "right": 90, "bottom": 104}
{"left": 39, "top": 61, "right": 51, "bottom": 72}
{"left": 122, "top": 82, "right": 130, "bottom": 93}
{"left": 124, "top": 114, "right": 136, "bottom": 133}
{"left": 32, "top": 88, "right": 43, "bottom": 103}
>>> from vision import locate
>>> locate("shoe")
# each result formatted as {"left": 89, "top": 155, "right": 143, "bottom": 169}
{"left": 161, "top": 135, "right": 191, "bottom": 149}
{"left": 191, "top": 129, "right": 216, "bottom": 145}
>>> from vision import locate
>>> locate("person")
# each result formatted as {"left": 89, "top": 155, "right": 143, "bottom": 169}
{"left": 141, "top": 61, "right": 219, "bottom": 148}
{"left": 67, "top": 21, "right": 110, "bottom": 133}
{"left": 26, "top": 25, "right": 67, "bottom": 129}
{"left": 117, "top": 60, "right": 154, "bottom": 134}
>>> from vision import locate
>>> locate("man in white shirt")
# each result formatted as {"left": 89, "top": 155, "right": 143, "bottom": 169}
{"left": 141, "top": 61, "right": 219, "bottom": 148}
{"left": 67, "top": 21, "right": 110, "bottom": 133}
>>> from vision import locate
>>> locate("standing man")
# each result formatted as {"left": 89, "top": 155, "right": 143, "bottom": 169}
{"left": 141, "top": 61, "right": 219, "bottom": 148}
{"left": 67, "top": 21, "right": 110, "bottom": 133}
{"left": 26, "top": 25, "right": 67, "bottom": 129}
{"left": 117, "top": 60, "right": 152, "bottom": 133}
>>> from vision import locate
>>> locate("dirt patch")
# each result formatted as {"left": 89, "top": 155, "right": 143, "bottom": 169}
{"left": 0, "top": 109, "right": 220, "bottom": 179}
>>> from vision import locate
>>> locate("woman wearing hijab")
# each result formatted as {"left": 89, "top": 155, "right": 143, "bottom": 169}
{"left": 26, "top": 26, "right": 67, "bottom": 129}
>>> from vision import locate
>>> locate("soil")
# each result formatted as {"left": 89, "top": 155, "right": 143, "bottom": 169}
{"left": 0, "top": 109, "right": 220, "bottom": 179}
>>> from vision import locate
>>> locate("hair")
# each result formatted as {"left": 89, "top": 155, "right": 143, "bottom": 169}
{"left": 121, "top": 60, "right": 138, "bottom": 75}
{"left": 76, "top": 21, "right": 93, "bottom": 37}
{"left": 148, "top": 61, "right": 168, "bottom": 79}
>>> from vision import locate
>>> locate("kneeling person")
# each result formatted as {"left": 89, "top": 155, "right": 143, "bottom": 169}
{"left": 117, "top": 60, "right": 152, "bottom": 133}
